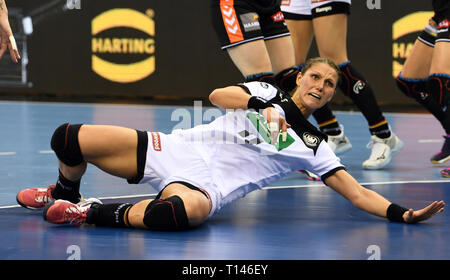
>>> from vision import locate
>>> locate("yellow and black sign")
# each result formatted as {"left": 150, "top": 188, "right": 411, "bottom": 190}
{"left": 91, "top": 8, "right": 155, "bottom": 83}
{"left": 392, "top": 11, "right": 433, "bottom": 78}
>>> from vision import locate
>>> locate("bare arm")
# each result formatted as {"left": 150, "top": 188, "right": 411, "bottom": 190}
{"left": 324, "top": 169, "right": 445, "bottom": 223}
{"left": 209, "top": 86, "right": 251, "bottom": 110}
{"left": 324, "top": 169, "right": 391, "bottom": 218}
{"left": 209, "top": 86, "right": 291, "bottom": 140}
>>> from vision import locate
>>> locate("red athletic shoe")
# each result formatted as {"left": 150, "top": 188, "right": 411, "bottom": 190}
{"left": 16, "top": 185, "right": 56, "bottom": 209}
{"left": 43, "top": 198, "right": 101, "bottom": 226}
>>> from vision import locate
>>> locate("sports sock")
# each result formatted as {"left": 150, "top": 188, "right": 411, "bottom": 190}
{"left": 312, "top": 105, "right": 341, "bottom": 136}
{"left": 51, "top": 170, "right": 81, "bottom": 203}
{"left": 369, "top": 119, "right": 391, "bottom": 139}
{"left": 338, "top": 61, "right": 391, "bottom": 138}
{"left": 86, "top": 203, "right": 133, "bottom": 228}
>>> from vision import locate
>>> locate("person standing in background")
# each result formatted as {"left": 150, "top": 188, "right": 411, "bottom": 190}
{"left": 0, "top": 0, "right": 20, "bottom": 62}
{"left": 393, "top": 0, "right": 450, "bottom": 176}
{"left": 281, "top": 0, "right": 404, "bottom": 170}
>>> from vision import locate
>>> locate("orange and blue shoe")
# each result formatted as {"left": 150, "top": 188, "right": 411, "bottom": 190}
{"left": 16, "top": 185, "right": 56, "bottom": 210}
{"left": 43, "top": 198, "right": 102, "bottom": 226}
{"left": 441, "top": 168, "right": 450, "bottom": 178}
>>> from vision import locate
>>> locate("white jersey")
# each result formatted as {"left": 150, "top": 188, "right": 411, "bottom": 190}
{"left": 139, "top": 82, "right": 344, "bottom": 217}
{"left": 281, "top": 0, "right": 351, "bottom": 16}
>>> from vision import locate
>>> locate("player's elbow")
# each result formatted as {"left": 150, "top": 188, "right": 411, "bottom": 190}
{"left": 209, "top": 88, "right": 225, "bottom": 106}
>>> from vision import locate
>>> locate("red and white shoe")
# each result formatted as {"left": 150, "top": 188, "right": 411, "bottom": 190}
{"left": 16, "top": 185, "right": 56, "bottom": 210}
{"left": 43, "top": 198, "right": 102, "bottom": 226}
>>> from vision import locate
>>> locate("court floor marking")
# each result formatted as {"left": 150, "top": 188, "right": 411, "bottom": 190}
{"left": 0, "top": 134, "right": 445, "bottom": 156}
{"left": 1, "top": 179, "right": 448, "bottom": 210}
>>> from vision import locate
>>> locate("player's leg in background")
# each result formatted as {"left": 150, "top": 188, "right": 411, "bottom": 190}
{"left": 265, "top": 35, "right": 297, "bottom": 89}
{"left": 313, "top": 7, "right": 402, "bottom": 169}
{"left": 260, "top": 6, "right": 298, "bottom": 92}
{"left": 428, "top": 20, "right": 450, "bottom": 164}
{"left": 284, "top": 18, "right": 313, "bottom": 66}
{"left": 226, "top": 39, "right": 275, "bottom": 83}
{"left": 211, "top": 0, "right": 276, "bottom": 84}
{"left": 310, "top": 9, "right": 351, "bottom": 154}
{"left": 396, "top": 38, "right": 450, "bottom": 164}
{"left": 428, "top": 40, "right": 450, "bottom": 109}
{"left": 277, "top": 0, "right": 314, "bottom": 93}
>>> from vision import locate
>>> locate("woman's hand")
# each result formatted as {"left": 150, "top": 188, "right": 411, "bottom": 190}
{"left": 262, "top": 107, "right": 291, "bottom": 143}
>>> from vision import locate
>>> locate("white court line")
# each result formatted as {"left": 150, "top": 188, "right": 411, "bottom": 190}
{"left": 1, "top": 179, "right": 449, "bottom": 210}
{"left": 0, "top": 193, "right": 158, "bottom": 209}
{"left": 264, "top": 179, "right": 450, "bottom": 190}
{"left": 0, "top": 151, "right": 55, "bottom": 155}
{"left": 0, "top": 152, "right": 16, "bottom": 156}
{"left": 418, "top": 139, "right": 443, "bottom": 143}
{"left": 38, "top": 150, "right": 54, "bottom": 154}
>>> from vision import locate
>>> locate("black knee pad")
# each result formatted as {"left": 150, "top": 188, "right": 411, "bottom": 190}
{"left": 395, "top": 73, "right": 429, "bottom": 101}
{"left": 397, "top": 73, "right": 449, "bottom": 126}
{"left": 275, "top": 66, "right": 300, "bottom": 94}
{"left": 428, "top": 74, "right": 450, "bottom": 107}
{"left": 143, "top": 195, "right": 189, "bottom": 231}
{"left": 338, "top": 61, "right": 369, "bottom": 97}
{"left": 338, "top": 61, "right": 385, "bottom": 125}
{"left": 245, "top": 72, "right": 276, "bottom": 85}
{"left": 50, "top": 123, "right": 84, "bottom": 166}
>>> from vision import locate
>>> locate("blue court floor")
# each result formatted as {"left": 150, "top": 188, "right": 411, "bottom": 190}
{"left": 0, "top": 101, "right": 449, "bottom": 260}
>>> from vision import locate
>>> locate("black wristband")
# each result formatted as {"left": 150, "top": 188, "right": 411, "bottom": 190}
{"left": 386, "top": 203, "right": 409, "bottom": 223}
{"left": 247, "top": 96, "right": 274, "bottom": 111}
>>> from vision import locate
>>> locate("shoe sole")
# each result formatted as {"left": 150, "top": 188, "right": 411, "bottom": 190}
{"left": 431, "top": 155, "right": 450, "bottom": 164}
{"left": 362, "top": 154, "right": 392, "bottom": 170}
{"left": 15, "top": 192, "right": 85, "bottom": 210}
{"left": 16, "top": 195, "right": 46, "bottom": 210}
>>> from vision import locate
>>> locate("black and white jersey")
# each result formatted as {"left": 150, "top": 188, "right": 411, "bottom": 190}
{"left": 138, "top": 82, "right": 344, "bottom": 215}
{"left": 162, "top": 82, "right": 345, "bottom": 211}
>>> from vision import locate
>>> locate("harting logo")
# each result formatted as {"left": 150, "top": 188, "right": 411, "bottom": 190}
{"left": 392, "top": 11, "right": 433, "bottom": 78}
{"left": 91, "top": 9, "right": 155, "bottom": 83}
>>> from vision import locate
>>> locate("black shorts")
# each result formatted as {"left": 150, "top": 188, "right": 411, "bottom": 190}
{"left": 211, "top": 0, "right": 290, "bottom": 49}
{"left": 420, "top": 0, "right": 450, "bottom": 45}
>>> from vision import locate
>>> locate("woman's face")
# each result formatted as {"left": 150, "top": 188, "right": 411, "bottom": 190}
{"left": 295, "top": 63, "right": 339, "bottom": 110}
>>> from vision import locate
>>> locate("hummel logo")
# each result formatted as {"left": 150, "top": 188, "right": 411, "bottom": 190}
{"left": 353, "top": 80, "right": 365, "bottom": 94}
{"left": 376, "top": 148, "right": 387, "bottom": 160}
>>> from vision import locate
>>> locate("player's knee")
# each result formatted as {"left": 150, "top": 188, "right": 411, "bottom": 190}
{"left": 275, "top": 66, "right": 301, "bottom": 93}
{"left": 395, "top": 73, "right": 429, "bottom": 101}
{"left": 182, "top": 192, "right": 210, "bottom": 226}
{"left": 142, "top": 195, "right": 208, "bottom": 231}
{"left": 427, "top": 74, "right": 450, "bottom": 106}
{"left": 51, "top": 123, "right": 84, "bottom": 166}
